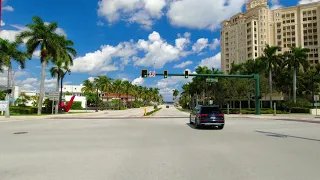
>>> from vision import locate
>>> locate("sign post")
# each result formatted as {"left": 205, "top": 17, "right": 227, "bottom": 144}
{"left": 49, "top": 91, "right": 59, "bottom": 115}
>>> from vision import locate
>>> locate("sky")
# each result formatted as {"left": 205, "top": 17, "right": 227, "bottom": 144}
{"left": 0, "top": 0, "right": 318, "bottom": 101}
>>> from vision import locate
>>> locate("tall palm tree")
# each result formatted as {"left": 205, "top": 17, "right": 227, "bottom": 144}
{"left": 261, "top": 44, "right": 281, "bottom": 108}
{"left": 16, "top": 16, "right": 64, "bottom": 114}
{"left": 81, "top": 80, "right": 95, "bottom": 94}
{"left": 0, "top": 38, "right": 27, "bottom": 106}
{"left": 122, "top": 80, "right": 132, "bottom": 107}
{"left": 287, "top": 46, "right": 310, "bottom": 103}
{"left": 50, "top": 58, "right": 70, "bottom": 114}
{"left": 173, "top": 89, "right": 179, "bottom": 101}
{"left": 113, "top": 79, "right": 122, "bottom": 109}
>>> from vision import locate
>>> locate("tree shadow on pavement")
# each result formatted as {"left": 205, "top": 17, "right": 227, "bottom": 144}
{"left": 255, "top": 130, "right": 320, "bottom": 142}
{"left": 186, "top": 123, "right": 222, "bottom": 130}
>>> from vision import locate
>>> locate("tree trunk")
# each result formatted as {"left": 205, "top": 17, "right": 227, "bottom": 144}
{"left": 269, "top": 68, "right": 273, "bottom": 109}
{"left": 37, "top": 60, "right": 47, "bottom": 115}
{"left": 293, "top": 68, "right": 297, "bottom": 103}
{"left": 55, "top": 76, "right": 59, "bottom": 114}
{"left": 239, "top": 100, "right": 242, "bottom": 114}
{"left": 7, "top": 65, "right": 12, "bottom": 106}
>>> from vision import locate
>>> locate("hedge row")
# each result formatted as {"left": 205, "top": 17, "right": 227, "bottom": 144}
{"left": 10, "top": 106, "right": 38, "bottom": 114}
{"left": 220, "top": 107, "right": 309, "bottom": 114}
{"left": 145, "top": 108, "right": 162, "bottom": 116}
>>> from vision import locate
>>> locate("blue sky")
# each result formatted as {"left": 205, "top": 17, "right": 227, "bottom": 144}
{"left": 0, "top": 0, "right": 317, "bottom": 100}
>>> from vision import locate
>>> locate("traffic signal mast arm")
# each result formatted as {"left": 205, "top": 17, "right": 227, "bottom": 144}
{"left": 155, "top": 73, "right": 254, "bottom": 79}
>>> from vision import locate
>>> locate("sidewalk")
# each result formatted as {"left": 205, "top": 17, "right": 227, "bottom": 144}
{"left": 225, "top": 114, "right": 320, "bottom": 124}
{"left": 0, "top": 106, "right": 155, "bottom": 121}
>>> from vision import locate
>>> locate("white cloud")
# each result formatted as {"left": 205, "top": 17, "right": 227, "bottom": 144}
{"left": 134, "top": 31, "right": 189, "bottom": 69}
{"left": 192, "top": 38, "right": 209, "bottom": 53}
{"left": 298, "top": 0, "right": 319, "bottom": 4}
{"left": 0, "top": 25, "right": 29, "bottom": 42}
{"left": 167, "top": 0, "right": 245, "bottom": 31}
{"left": 32, "top": 50, "right": 41, "bottom": 59}
{"left": 15, "top": 77, "right": 58, "bottom": 91}
{"left": 2, "top": 5, "right": 14, "bottom": 12}
{"left": 270, "top": 0, "right": 283, "bottom": 10}
{"left": 198, "top": 52, "right": 221, "bottom": 69}
{"left": 210, "top": 38, "right": 220, "bottom": 50}
{"left": 1, "top": 20, "right": 5, "bottom": 26}
{"left": 98, "top": 0, "right": 166, "bottom": 29}
{"left": 44, "top": 22, "right": 67, "bottom": 36}
{"left": 156, "top": 76, "right": 191, "bottom": 89}
{"left": 88, "top": 77, "right": 95, "bottom": 82}
{"left": 0, "top": 28, "right": 21, "bottom": 42}
{"left": 132, "top": 77, "right": 144, "bottom": 85}
{"left": 173, "top": 61, "right": 193, "bottom": 68}
{"left": 71, "top": 42, "right": 135, "bottom": 74}
{"left": 97, "top": 20, "right": 105, "bottom": 26}
{"left": 159, "top": 87, "right": 175, "bottom": 102}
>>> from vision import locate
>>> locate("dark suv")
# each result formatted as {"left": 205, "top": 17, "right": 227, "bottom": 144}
{"left": 189, "top": 106, "right": 224, "bottom": 129}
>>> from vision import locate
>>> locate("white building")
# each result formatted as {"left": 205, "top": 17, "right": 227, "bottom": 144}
{"left": 62, "top": 84, "right": 85, "bottom": 96}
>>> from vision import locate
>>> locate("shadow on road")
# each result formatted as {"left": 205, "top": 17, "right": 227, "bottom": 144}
{"left": 255, "top": 130, "right": 320, "bottom": 142}
{"left": 186, "top": 123, "right": 222, "bottom": 130}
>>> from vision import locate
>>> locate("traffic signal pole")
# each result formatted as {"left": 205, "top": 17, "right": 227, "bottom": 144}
{"left": 155, "top": 73, "right": 261, "bottom": 115}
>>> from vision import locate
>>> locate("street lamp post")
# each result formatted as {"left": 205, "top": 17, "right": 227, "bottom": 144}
{"left": 59, "top": 70, "right": 71, "bottom": 114}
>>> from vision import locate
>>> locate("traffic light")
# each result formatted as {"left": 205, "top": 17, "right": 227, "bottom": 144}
{"left": 164, "top": 70, "right": 168, "bottom": 78}
{"left": 7, "top": 89, "right": 12, "bottom": 94}
{"left": 141, "top": 69, "right": 148, "bottom": 78}
{"left": 184, "top": 70, "right": 189, "bottom": 78}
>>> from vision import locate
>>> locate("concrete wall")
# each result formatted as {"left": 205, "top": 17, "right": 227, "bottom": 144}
{"left": 310, "top": 109, "right": 320, "bottom": 115}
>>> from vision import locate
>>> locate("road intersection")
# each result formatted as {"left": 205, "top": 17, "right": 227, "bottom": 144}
{"left": 1, "top": 106, "right": 320, "bottom": 180}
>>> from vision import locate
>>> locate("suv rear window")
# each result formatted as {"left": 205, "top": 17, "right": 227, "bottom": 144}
{"left": 200, "top": 107, "right": 221, "bottom": 114}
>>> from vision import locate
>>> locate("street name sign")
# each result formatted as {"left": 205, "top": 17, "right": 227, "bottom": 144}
{"left": 49, "top": 91, "right": 60, "bottom": 98}
{"left": 206, "top": 78, "right": 218, "bottom": 83}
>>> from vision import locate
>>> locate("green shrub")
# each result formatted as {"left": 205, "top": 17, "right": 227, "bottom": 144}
{"left": 291, "top": 107, "right": 310, "bottom": 113}
{"left": 66, "top": 101, "right": 83, "bottom": 110}
{"left": 145, "top": 108, "right": 162, "bottom": 116}
{"left": 9, "top": 106, "right": 37, "bottom": 114}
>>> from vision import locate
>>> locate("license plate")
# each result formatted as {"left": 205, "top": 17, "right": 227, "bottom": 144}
{"left": 210, "top": 117, "right": 215, "bottom": 120}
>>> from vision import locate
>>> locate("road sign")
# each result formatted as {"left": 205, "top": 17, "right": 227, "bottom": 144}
{"left": 206, "top": 78, "right": 218, "bottom": 83}
{"left": 49, "top": 91, "right": 60, "bottom": 98}
{"left": 149, "top": 71, "right": 156, "bottom": 77}
{"left": 0, "top": 101, "right": 8, "bottom": 111}
{"left": 314, "top": 95, "right": 319, "bottom": 101}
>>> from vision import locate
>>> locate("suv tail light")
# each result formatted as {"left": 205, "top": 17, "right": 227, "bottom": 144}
{"left": 218, "top": 114, "right": 224, "bottom": 117}
{"left": 199, "top": 114, "right": 208, "bottom": 117}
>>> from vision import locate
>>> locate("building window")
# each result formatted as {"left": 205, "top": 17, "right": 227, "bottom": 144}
{"left": 276, "top": 13, "right": 280, "bottom": 17}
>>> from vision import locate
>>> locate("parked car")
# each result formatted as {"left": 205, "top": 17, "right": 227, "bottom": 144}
{"left": 189, "top": 105, "right": 224, "bottom": 129}
{"left": 166, "top": 105, "right": 169, "bottom": 108}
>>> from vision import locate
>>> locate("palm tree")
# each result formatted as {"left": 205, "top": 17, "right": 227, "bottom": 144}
{"left": 113, "top": 79, "right": 122, "bottom": 109}
{"left": 81, "top": 80, "right": 95, "bottom": 94}
{"left": 16, "top": 16, "right": 64, "bottom": 114}
{"left": 0, "top": 38, "right": 27, "bottom": 106}
{"left": 50, "top": 58, "right": 70, "bottom": 114}
{"left": 173, "top": 89, "right": 179, "bottom": 101}
{"left": 261, "top": 44, "right": 281, "bottom": 108}
{"left": 122, "top": 80, "right": 132, "bottom": 107}
{"left": 287, "top": 46, "right": 310, "bottom": 103}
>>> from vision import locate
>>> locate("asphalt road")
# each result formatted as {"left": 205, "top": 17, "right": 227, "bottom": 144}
{"left": 1, "top": 106, "right": 320, "bottom": 180}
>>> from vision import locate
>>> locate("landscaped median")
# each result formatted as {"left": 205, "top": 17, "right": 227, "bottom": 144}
{"left": 143, "top": 108, "right": 162, "bottom": 117}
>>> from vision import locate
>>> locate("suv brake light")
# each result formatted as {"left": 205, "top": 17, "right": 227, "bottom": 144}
{"left": 199, "top": 114, "right": 208, "bottom": 117}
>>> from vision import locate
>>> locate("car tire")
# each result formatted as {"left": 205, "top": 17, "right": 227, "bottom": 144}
{"left": 189, "top": 115, "right": 193, "bottom": 124}
{"left": 217, "top": 125, "right": 224, "bottom": 130}
{"left": 194, "top": 119, "right": 200, "bottom": 129}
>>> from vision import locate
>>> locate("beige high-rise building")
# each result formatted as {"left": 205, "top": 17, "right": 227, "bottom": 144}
{"left": 220, "top": 0, "right": 320, "bottom": 74}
